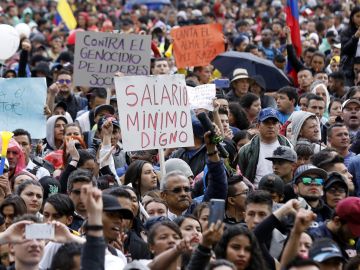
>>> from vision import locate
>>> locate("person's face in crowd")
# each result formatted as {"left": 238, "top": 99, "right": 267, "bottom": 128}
{"left": 69, "top": 181, "right": 88, "bottom": 215}
{"left": 141, "top": 163, "right": 158, "bottom": 193}
{"left": 20, "top": 185, "right": 43, "bottom": 215}
{"left": 298, "top": 232, "right": 312, "bottom": 259}
{"left": 65, "top": 126, "right": 82, "bottom": 139}
{"left": 114, "top": 196, "right": 132, "bottom": 230}
{"left": 304, "top": 51, "right": 315, "bottom": 68}
{"left": 14, "top": 135, "right": 31, "bottom": 162}
{"left": 43, "top": 202, "right": 73, "bottom": 226}
{"left": 298, "top": 97, "right": 308, "bottom": 111}
{"left": 219, "top": 113, "right": 231, "bottom": 132}
{"left": 296, "top": 155, "right": 312, "bottom": 168}
{"left": 329, "top": 101, "right": 342, "bottom": 117}
{"left": 197, "top": 66, "right": 213, "bottom": 84}
{"left": 6, "top": 147, "right": 20, "bottom": 171}
{"left": 145, "top": 201, "right": 167, "bottom": 217}
{"left": 261, "top": 29, "right": 272, "bottom": 44}
{"left": 325, "top": 184, "right": 347, "bottom": 209}
{"left": 53, "top": 106, "right": 66, "bottom": 115}
{"left": 102, "top": 211, "right": 125, "bottom": 242}
{"left": 228, "top": 181, "right": 249, "bottom": 213}
{"left": 80, "top": 159, "right": 97, "bottom": 177}
{"left": 217, "top": 98, "right": 229, "bottom": 112}
{"left": 272, "top": 23, "right": 282, "bottom": 35}
{"left": 245, "top": 203, "right": 271, "bottom": 230}
{"left": 330, "top": 61, "right": 339, "bottom": 72}
{"left": 299, "top": 117, "right": 320, "bottom": 142}
{"left": 311, "top": 56, "right": 325, "bottom": 73}
{"left": 307, "top": 99, "right": 325, "bottom": 120}
{"left": 179, "top": 218, "right": 202, "bottom": 246}
{"left": 352, "top": 11, "right": 360, "bottom": 28}
{"left": 152, "top": 60, "right": 170, "bottom": 75}
{"left": 0, "top": 244, "right": 10, "bottom": 267}
{"left": 314, "top": 73, "right": 329, "bottom": 86}
{"left": 161, "top": 175, "right": 192, "bottom": 214}
{"left": 298, "top": 70, "right": 313, "bottom": 90}
{"left": 236, "top": 137, "right": 250, "bottom": 150}
{"left": 89, "top": 96, "right": 106, "bottom": 110}
{"left": 13, "top": 175, "right": 31, "bottom": 192}
{"left": 150, "top": 225, "right": 181, "bottom": 256}
{"left": 198, "top": 207, "right": 209, "bottom": 231}
{"left": 233, "top": 79, "right": 250, "bottom": 97}
{"left": 274, "top": 60, "right": 286, "bottom": 71}
{"left": 110, "top": 127, "right": 121, "bottom": 147}
{"left": 314, "top": 86, "right": 328, "bottom": 105}
{"left": 294, "top": 173, "right": 324, "bottom": 201}
{"left": 250, "top": 83, "right": 262, "bottom": 96}
{"left": 286, "top": 122, "right": 293, "bottom": 140}
{"left": 327, "top": 77, "right": 343, "bottom": 93}
{"left": 236, "top": 40, "right": 249, "bottom": 52}
{"left": 258, "top": 118, "right": 279, "bottom": 142}
{"left": 2, "top": 205, "right": 15, "bottom": 229}
{"left": 94, "top": 109, "right": 113, "bottom": 124}
{"left": 342, "top": 103, "right": 360, "bottom": 130}
{"left": 57, "top": 74, "right": 73, "bottom": 96}
{"left": 124, "top": 189, "right": 139, "bottom": 216}
{"left": 272, "top": 160, "right": 294, "bottom": 180}
{"left": 54, "top": 119, "right": 66, "bottom": 142}
{"left": 10, "top": 238, "right": 45, "bottom": 268}
{"left": 247, "top": 99, "right": 261, "bottom": 119}
{"left": 51, "top": 37, "right": 62, "bottom": 52}
{"left": 328, "top": 163, "right": 354, "bottom": 193}
{"left": 276, "top": 93, "right": 293, "bottom": 113}
{"left": 328, "top": 126, "right": 350, "bottom": 150}
{"left": 250, "top": 47, "right": 261, "bottom": 57}
{"left": 225, "top": 234, "right": 251, "bottom": 270}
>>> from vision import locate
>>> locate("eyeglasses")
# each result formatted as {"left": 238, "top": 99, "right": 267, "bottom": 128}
{"left": 71, "top": 189, "right": 81, "bottom": 195}
{"left": 326, "top": 187, "right": 346, "bottom": 194}
{"left": 164, "top": 186, "right": 191, "bottom": 194}
{"left": 57, "top": 79, "right": 71, "bottom": 84}
{"left": 232, "top": 190, "right": 249, "bottom": 197}
{"left": 300, "top": 177, "right": 324, "bottom": 186}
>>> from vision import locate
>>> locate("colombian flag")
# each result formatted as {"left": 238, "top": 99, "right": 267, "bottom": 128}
{"left": 285, "top": 0, "right": 301, "bottom": 84}
{"left": 57, "top": 0, "right": 77, "bottom": 30}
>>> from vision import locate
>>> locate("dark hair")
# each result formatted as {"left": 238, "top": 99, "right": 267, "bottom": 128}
{"left": 345, "top": 255, "right": 360, "bottom": 270}
{"left": 328, "top": 98, "right": 342, "bottom": 114}
{"left": 345, "top": 86, "right": 360, "bottom": 100}
{"left": 0, "top": 195, "right": 27, "bottom": 220}
{"left": 312, "top": 152, "right": 344, "bottom": 171}
{"left": 284, "top": 256, "right": 319, "bottom": 270}
{"left": 345, "top": 5, "right": 360, "bottom": 33}
{"left": 174, "top": 214, "right": 202, "bottom": 232}
{"left": 192, "top": 202, "right": 209, "bottom": 220}
{"left": 227, "top": 175, "right": 244, "bottom": 198}
{"left": 15, "top": 179, "right": 43, "bottom": 196}
{"left": 67, "top": 169, "right": 94, "bottom": 192}
{"left": 144, "top": 197, "right": 167, "bottom": 211}
{"left": 240, "top": 93, "right": 260, "bottom": 110}
{"left": 233, "top": 130, "right": 251, "bottom": 144}
{"left": 327, "top": 123, "right": 347, "bottom": 138}
{"left": 104, "top": 187, "right": 132, "bottom": 199}
{"left": 205, "top": 259, "right": 236, "bottom": 270}
{"left": 245, "top": 190, "right": 273, "bottom": 210}
{"left": 304, "top": 46, "right": 317, "bottom": 55}
{"left": 50, "top": 242, "right": 82, "bottom": 270}
{"left": 147, "top": 220, "right": 182, "bottom": 246}
{"left": 57, "top": 69, "right": 72, "bottom": 77}
{"left": 328, "top": 71, "right": 345, "bottom": 81}
{"left": 77, "top": 149, "right": 96, "bottom": 168}
{"left": 228, "top": 102, "right": 250, "bottom": 130}
{"left": 45, "top": 193, "right": 74, "bottom": 217}
{"left": 89, "top": 87, "right": 107, "bottom": 99}
{"left": 13, "top": 213, "right": 41, "bottom": 224}
{"left": 214, "top": 226, "right": 266, "bottom": 270}
{"left": 13, "top": 129, "right": 31, "bottom": 144}
{"left": 306, "top": 93, "right": 324, "bottom": 104}
{"left": 295, "top": 141, "right": 314, "bottom": 158}
{"left": 278, "top": 86, "right": 298, "bottom": 104}
{"left": 245, "top": 44, "right": 258, "bottom": 52}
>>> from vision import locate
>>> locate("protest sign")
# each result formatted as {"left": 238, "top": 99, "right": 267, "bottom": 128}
{"left": 115, "top": 75, "right": 194, "bottom": 152}
{"left": 74, "top": 31, "right": 151, "bottom": 87}
{"left": 0, "top": 78, "right": 47, "bottom": 138}
{"left": 170, "top": 23, "right": 224, "bottom": 68}
{"left": 187, "top": 84, "right": 216, "bottom": 111}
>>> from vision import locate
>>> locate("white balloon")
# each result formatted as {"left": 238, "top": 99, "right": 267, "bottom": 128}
{"left": 15, "top": 23, "right": 31, "bottom": 38}
{"left": 0, "top": 24, "right": 20, "bottom": 60}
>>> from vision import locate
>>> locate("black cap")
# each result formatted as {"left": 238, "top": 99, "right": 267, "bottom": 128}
{"left": 324, "top": 172, "right": 348, "bottom": 192}
{"left": 309, "top": 238, "right": 344, "bottom": 263}
{"left": 94, "top": 104, "right": 115, "bottom": 117}
{"left": 39, "top": 176, "right": 60, "bottom": 201}
{"left": 102, "top": 194, "right": 134, "bottom": 220}
{"left": 258, "top": 174, "right": 284, "bottom": 195}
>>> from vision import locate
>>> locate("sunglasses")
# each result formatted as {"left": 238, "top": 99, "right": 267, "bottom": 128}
{"left": 57, "top": 79, "right": 71, "bottom": 84}
{"left": 300, "top": 177, "right": 324, "bottom": 186}
{"left": 165, "top": 186, "right": 191, "bottom": 194}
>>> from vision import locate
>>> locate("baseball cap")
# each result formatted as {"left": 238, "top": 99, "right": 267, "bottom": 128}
{"left": 102, "top": 194, "right": 134, "bottom": 220}
{"left": 94, "top": 104, "right": 115, "bottom": 117}
{"left": 293, "top": 164, "right": 328, "bottom": 184}
{"left": 266, "top": 146, "right": 297, "bottom": 163}
{"left": 336, "top": 197, "right": 360, "bottom": 237}
{"left": 309, "top": 238, "right": 344, "bottom": 263}
{"left": 324, "top": 172, "right": 348, "bottom": 192}
{"left": 258, "top": 108, "right": 280, "bottom": 122}
{"left": 341, "top": 99, "right": 360, "bottom": 111}
{"left": 258, "top": 174, "right": 284, "bottom": 195}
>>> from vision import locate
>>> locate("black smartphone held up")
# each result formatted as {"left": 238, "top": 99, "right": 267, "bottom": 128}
{"left": 208, "top": 199, "right": 225, "bottom": 227}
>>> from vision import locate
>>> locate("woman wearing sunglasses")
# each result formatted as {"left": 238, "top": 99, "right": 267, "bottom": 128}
{"left": 293, "top": 164, "right": 332, "bottom": 223}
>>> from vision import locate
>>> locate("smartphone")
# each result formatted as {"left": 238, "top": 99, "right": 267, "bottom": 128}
{"left": 25, "top": 224, "right": 55, "bottom": 240}
{"left": 214, "top": 79, "right": 230, "bottom": 89}
{"left": 208, "top": 199, "right": 225, "bottom": 227}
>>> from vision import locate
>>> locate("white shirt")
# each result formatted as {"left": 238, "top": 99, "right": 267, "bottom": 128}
{"left": 26, "top": 159, "right": 50, "bottom": 179}
{"left": 254, "top": 140, "right": 280, "bottom": 186}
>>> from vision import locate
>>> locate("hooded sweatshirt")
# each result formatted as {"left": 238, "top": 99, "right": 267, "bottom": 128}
{"left": 44, "top": 115, "right": 70, "bottom": 155}
{"left": 289, "top": 111, "right": 318, "bottom": 146}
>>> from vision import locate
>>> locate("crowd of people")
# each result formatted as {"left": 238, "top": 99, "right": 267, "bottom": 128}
{"left": 0, "top": 0, "right": 360, "bottom": 270}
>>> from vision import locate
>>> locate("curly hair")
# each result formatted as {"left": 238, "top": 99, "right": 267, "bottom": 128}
{"left": 214, "top": 226, "right": 266, "bottom": 270}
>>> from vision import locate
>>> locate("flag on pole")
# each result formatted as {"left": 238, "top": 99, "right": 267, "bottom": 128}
{"left": 285, "top": 0, "right": 301, "bottom": 57}
{"left": 57, "top": 0, "right": 77, "bottom": 30}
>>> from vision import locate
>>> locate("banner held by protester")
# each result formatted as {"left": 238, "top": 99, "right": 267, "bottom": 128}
{"left": 74, "top": 31, "right": 151, "bottom": 88}
{"left": 170, "top": 23, "right": 225, "bottom": 68}
{"left": 114, "top": 74, "right": 194, "bottom": 152}
{"left": 0, "top": 78, "right": 47, "bottom": 139}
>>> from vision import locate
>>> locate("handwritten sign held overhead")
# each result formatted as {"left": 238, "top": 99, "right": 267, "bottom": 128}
{"left": 187, "top": 84, "right": 216, "bottom": 111}
{"left": 74, "top": 31, "right": 151, "bottom": 87}
{"left": 115, "top": 75, "right": 194, "bottom": 152}
{"left": 0, "top": 78, "right": 47, "bottom": 138}
{"left": 170, "top": 23, "right": 225, "bottom": 68}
